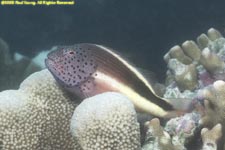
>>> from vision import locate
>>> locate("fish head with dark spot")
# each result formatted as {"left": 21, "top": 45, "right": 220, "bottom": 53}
{"left": 45, "top": 45, "right": 98, "bottom": 89}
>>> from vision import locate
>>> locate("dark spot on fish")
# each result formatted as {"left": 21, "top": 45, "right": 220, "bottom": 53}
{"left": 69, "top": 51, "right": 74, "bottom": 55}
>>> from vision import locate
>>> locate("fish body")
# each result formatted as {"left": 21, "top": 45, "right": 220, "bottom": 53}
{"left": 45, "top": 43, "right": 186, "bottom": 118}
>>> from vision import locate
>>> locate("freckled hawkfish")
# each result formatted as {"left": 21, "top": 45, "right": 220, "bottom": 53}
{"left": 45, "top": 43, "right": 190, "bottom": 118}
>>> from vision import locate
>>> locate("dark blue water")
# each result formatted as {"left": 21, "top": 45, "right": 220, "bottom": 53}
{"left": 0, "top": 0, "right": 225, "bottom": 80}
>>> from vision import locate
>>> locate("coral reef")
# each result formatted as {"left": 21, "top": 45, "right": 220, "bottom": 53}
{"left": 70, "top": 92, "right": 141, "bottom": 150}
{"left": 161, "top": 28, "right": 225, "bottom": 150}
{"left": 1, "top": 27, "right": 225, "bottom": 150}
{"left": 0, "top": 69, "right": 79, "bottom": 150}
{"left": 164, "top": 28, "right": 225, "bottom": 90}
{"left": 198, "top": 80, "right": 225, "bottom": 127}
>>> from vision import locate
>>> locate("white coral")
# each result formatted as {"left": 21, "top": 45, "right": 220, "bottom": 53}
{"left": 0, "top": 69, "right": 79, "bottom": 150}
{"left": 70, "top": 92, "right": 141, "bottom": 150}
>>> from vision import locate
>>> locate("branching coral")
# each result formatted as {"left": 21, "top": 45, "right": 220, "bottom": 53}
{"left": 162, "top": 28, "right": 225, "bottom": 150}
{"left": 164, "top": 28, "right": 225, "bottom": 90}
{"left": 198, "top": 80, "right": 225, "bottom": 127}
{"left": 201, "top": 124, "right": 222, "bottom": 150}
{"left": 0, "top": 69, "right": 79, "bottom": 150}
{"left": 143, "top": 118, "right": 222, "bottom": 150}
{"left": 70, "top": 92, "right": 141, "bottom": 150}
{"left": 142, "top": 113, "right": 200, "bottom": 150}
{"left": 142, "top": 118, "right": 186, "bottom": 150}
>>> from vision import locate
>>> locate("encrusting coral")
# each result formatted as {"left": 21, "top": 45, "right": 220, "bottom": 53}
{"left": 70, "top": 92, "right": 141, "bottom": 150}
{"left": 0, "top": 69, "right": 79, "bottom": 150}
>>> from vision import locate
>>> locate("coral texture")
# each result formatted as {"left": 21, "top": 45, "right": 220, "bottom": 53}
{"left": 198, "top": 80, "right": 225, "bottom": 127}
{"left": 162, "top": 28, "right": 225, "bottom": 149}
{"left": 0, "top": 69, "right": 79, "bottom": 150}
{"left": 165, "top": 112, "right": 200, "bottom": 145}
{"left": 70, "top": 92, "right": 141, "bottom": 150}
{"left": 201, "top": 124, "right": 222, "bottom": 150}
{"left": 142, "top": 118, "right": 186, "bottom": 150}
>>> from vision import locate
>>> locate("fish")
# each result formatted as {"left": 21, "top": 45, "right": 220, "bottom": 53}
{"left": 45, "top": 43, "right": 190, "bottom": 118}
